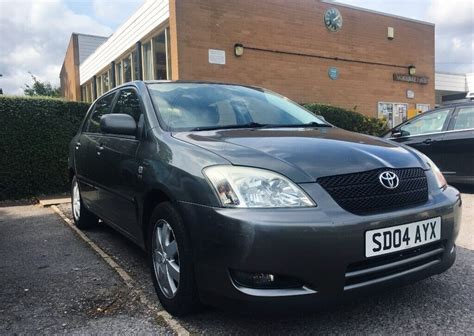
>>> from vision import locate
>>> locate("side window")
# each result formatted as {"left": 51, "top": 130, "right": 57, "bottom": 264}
{"left": 452, "top": 106, "right": 474, "bottom": 131}
{"left": 400, "top": 109, "right": 451, "bottom": 136}
{"left": 112, "top": 89, "right": 143, "bottom": 122}
{"left": 85, "top": 93, "right": 115, "bottom": 133}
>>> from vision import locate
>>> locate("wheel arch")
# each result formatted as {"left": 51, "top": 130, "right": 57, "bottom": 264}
{"left": 141, "top": 188, "right": 175, "bottom": 250}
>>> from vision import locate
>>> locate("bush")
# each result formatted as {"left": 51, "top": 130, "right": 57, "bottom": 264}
{"left": 303, "top": 103, "right": 389, "bottom": 136}
{"left": 0, "top": 96, "right": 90, "bottom": 200}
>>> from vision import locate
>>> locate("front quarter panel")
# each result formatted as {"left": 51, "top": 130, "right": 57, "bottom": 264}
{"left": 136, "top": 129, "right": 229, "bottom": 207}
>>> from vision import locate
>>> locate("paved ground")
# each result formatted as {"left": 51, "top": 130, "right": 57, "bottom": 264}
{"left": 457, "top": 186, "right": 474, "bottom": 250}
{"left": 1, "top": 186, "right": 472, "bottom": 335}
{"left": 0, "top": 205, "right": 173, "bottom": 335}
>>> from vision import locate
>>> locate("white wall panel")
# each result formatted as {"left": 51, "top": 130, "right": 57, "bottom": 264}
{"left": 80, "top": 0, "right": 170, "bottom": 84}
{"left": 435, "top": 72, "right": 467, "bottom": 92}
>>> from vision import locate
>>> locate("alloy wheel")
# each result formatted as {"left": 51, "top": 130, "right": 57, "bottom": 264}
{"left": 72, "top": 180, "right": 81, "bottom": 221}
{"left": 152, "top": 219, "right": 180, "bottom": 299}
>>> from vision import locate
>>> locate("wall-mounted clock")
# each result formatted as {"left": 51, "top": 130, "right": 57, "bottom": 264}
{"left": 324, "top": 7, "right": 343, "bottom": 32}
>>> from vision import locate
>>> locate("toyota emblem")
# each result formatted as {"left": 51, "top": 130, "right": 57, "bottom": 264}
{"left": 379, "top": 171, "right": 400, "bottom": 189}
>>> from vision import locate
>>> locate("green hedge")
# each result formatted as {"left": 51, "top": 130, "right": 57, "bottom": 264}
{"left": 0, "top": 96, "right": 90, "bottom": 200}
{"left": 304, "top": 103, "right": 389, "bottom": 136}
{"left": 0, "top": 96, "right": 387, "bottom": 200}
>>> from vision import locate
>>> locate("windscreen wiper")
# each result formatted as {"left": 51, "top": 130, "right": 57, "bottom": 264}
{"left": 189, "top": 122, "right": 267, "bottom": 131}
{"left": 261, "top": 121, "right": 332, "bottom": 128}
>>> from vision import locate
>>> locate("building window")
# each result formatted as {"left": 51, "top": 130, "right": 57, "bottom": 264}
{"left": 142, "top": 41, "right": 153, "bottom": 80}
{"left": 378, "top": 102, "right": 408, "bottom": 128}
{"left": 123, "top": 54, "right": 132, "bottom": 83}
{"left": 96, "top": 76, "right": 102, "bottom": 97}
{"left": 153, "top": 30, "right": 168, "bottom": 80}
{"left": 116, "top": 62, "right": 123, "bottom": 85}
{"left": 101, "top": 70, "right": 110, "bottom": 93}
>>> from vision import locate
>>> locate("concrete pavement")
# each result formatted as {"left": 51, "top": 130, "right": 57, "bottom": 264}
{"left": 0, "top": 205, "right": 173, "bottom": 335}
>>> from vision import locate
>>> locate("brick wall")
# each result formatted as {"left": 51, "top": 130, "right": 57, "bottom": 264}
{"left": 171, "top": 0, "right": 435, "bottom": 117}
{"left": 60, "top": 34, "right": 81, "bottom": 101}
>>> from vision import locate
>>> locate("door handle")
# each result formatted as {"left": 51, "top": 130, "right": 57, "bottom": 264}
{"left": 96, "top": 145, "right": 104, "bottom": 155}
{"left": 422, "top": 138, "right": 436, "bottom": 145}
{"left": 75, "top": 142, "right": 81, "bottom": 150}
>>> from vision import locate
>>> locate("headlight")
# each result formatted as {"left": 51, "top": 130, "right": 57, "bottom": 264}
{"left": 419, "top": 152, "right": 447, "bottom": 189}
{"left": 203, "top": 166, "right": 315, "bottom": 208}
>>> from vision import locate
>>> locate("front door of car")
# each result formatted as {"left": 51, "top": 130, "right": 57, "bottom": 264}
{"left": 79, "top": 92, "right": 116, "bottom": 213}
{"left": 390, "top": 108, "right": 453, "bottom": 173}
{"left": 97, "top": 88, "right": 143, "bottom": 239}
{"left": 439, "top": 105, "right": 474, "bottom": 181}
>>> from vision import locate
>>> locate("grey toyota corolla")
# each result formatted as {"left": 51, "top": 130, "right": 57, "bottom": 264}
{"left": 69, "top": 81, "right": 462, "bottom": 316}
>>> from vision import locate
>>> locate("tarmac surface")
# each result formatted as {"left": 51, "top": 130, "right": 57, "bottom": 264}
{"left": 1, "top": 185, "right": 473, "bottom": 335}
{"left": 0, "top": 205, "right": 173, "bottom": 335}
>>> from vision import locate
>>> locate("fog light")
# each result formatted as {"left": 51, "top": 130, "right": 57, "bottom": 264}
{"left": 231, "top": 270, "right": 303, "bottom": 289}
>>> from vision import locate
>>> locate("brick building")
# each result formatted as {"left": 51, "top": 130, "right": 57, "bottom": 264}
{"left": 59, "top": 0, "right": 436, "bottom": 127}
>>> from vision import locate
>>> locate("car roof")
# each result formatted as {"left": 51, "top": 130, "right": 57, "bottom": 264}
{"left": 143, "top": 80, "right": 266, "bottom": 91}
{"left": 435, "top": 101, "right": 474, "bottom": 109}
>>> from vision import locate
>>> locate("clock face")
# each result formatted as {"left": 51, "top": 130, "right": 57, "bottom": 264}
{"left": 324, "top": 8, "right": 343, "bottom": 32}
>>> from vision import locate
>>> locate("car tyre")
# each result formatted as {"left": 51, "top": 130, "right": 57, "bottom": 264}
{"left": 71, "top": 175, "right": 98, "bottom": 229}
{"left": 148, "top": 202, "right": 201, "bottom": 316}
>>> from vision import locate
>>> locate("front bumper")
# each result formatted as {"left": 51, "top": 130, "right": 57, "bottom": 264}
{"left": 177, "top": 185, "right": 462, "bottom": 310}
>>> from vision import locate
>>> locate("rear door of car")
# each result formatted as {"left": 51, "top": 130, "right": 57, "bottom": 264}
{"left": 438, "top": 105, "right": 474, "bottom": 182}
{"left": 389, "top": 108, "right": 453, "bottom": 173}
{"left": 96, "top": 88, "right": 143, "bottom": 238}
{"left": 80, "top": 92, "right": 117, "bottom": 214}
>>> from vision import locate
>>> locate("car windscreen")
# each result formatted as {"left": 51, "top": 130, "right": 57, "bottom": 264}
{"left": 146, "top": 83, "right": 329, "bottom": 131}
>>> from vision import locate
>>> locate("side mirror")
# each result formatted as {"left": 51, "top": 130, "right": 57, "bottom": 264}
{"left": 100, "top": 114, "right": 137, "bottom": 136}
{"left": 391, "top": 130, "right": 403, "bottom": 138}
{"left": 319, "top": 115, "right": 326, "bottom": 121}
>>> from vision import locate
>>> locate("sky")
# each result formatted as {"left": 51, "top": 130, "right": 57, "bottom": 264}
{"left": 0, "top": 0, "right": 472, "bottom": 95}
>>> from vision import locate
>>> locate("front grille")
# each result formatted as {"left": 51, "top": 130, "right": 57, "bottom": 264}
{"left": 344, "top": 241, "right": 445, "bottom": 290}
{"left": 317, "top": 168, "right": 428, "bottom": 215}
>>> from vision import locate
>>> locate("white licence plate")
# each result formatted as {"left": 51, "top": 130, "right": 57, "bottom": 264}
{"left": 365, "top": 217, "right": 441, "bottom": 258}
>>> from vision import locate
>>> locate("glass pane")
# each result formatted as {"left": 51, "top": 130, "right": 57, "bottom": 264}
{"left": 123, "top": 55, "right": 132, "bottom": 83}
{"left": 96, "top": 76, "right": 102, "bottom": 96}
{"left": 153, "top": 31, "right": 167, "bottom": 80}
{"left": 116, "top": 62, "right": 123, "bottom": 85}
{"left": 453, "top": 107, "right": 474, "bottom": 130}
{"left": 143, "top": 41, "right": 153, "bottom": 80}
{"left": 147, "top": 83, "right": 326, "bottom": 131}
{"left": 400, "top": 109, "right": 451, "bottom": 136}
{"left": 86, "top": 93, "right": 115, "bottom": 133}
{"left": 86, "top": 83, "right": 91, "bottom": 102}
{"left": 102, "top": 70, "right": 109, "bottom": 93}
{"left": 113, "top": 89, "right": 142, "bottom": 122}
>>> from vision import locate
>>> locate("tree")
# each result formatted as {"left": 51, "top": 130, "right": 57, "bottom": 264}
{"left": 24, "top": 73, "right": 60, "bottom": 97}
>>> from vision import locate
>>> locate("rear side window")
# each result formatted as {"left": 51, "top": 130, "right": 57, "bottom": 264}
{"left": 112, "top": 89, "right": 142, "bottom": 122}
{"left": 85, "top": 93, "right": 115, "bottom": 133}
{"left": 453, "top": 106, "right": 474, "bottom": 131}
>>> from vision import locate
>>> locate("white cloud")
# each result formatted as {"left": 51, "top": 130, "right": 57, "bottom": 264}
{"left": 428, "top": 0, "right": 474, "bottom": 73}
{"left": 0, "top": 0, "right": 114, "bottom": 95}
{"left": 337, "top": 0, "right": 474, "bottom": 74}
{"left": 92, "top": 0, "right": 142, "bottom": 26}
